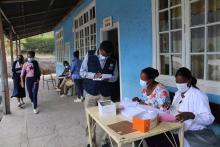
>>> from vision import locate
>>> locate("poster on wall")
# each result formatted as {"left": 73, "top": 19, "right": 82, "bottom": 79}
{"left": 103, "top": 16, "right": 113, "bottom": 29}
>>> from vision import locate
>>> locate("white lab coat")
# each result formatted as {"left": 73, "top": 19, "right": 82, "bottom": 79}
{"left": 171, "top": 87, "right": 215, "bottom": 147}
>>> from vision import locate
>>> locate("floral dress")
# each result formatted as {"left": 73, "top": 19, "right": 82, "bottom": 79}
{"left": 141, "top": 83, "right": 170, "bottom": 110}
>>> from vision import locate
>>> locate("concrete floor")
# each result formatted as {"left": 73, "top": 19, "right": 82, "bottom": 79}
{"left": 0, "top": 81, "right": 87, "bottom": 147}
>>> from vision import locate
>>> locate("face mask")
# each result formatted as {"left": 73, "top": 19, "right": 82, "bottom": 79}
{"left": 27, "top": 58, "right": 33, "bottom": 62}
{"left": 65, "top": 66, "right": 69, "bottom": 68}
{"left": 176, "top": 83, "right": 189, "bottom": 93}
{"left": 99, "top": 54, "right": 107, "bottom": 60}
{"left": 140, "top": 79, "right": 148, "bottom": 87}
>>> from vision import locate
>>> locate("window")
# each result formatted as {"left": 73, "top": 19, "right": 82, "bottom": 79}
{"left": 64, "top": 42, "right": 70, "bottom": 62}
{"left": 155, "top": 0, "right": 220, "bottom": 82}
{"left": 74, "top": 2, "right": 96, "bottom": 59}
{"left": 158, "top": 0, "right": 183, "bottom": 76}
{"left": 55, "top": 29, "right": 64, "bottom": 62}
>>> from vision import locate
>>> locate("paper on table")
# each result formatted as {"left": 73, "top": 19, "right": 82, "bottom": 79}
{"left": 93, "top": 74, "right": 112, "bottom": 81}
{"left": 121, "top": 107, "right": 146, "bottom": 119}
{"left": 135, "top": 110, "right": 158, "bottom": 119}
{"left": 137, "top": 105, "right": 176, "bottom": 122}
{"left": 121, "top": 101, "right": 138, "bottom": 108}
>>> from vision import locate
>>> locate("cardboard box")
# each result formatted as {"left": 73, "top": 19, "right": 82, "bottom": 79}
{"left": 98, "top": 100, "right": 116, "bottom": 117}
{"left": 132, "top": 111, "right": 159, "bottom": 133}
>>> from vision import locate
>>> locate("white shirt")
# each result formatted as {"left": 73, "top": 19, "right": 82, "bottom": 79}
{"left": 80, "top": 50, "right": 118, "bottom": 82}
{"left": 170, "top": 87, "right": 214, "bottom": 131}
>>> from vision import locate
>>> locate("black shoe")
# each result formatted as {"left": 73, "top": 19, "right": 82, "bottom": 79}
{"left": 102, "top": 142, "right": 110, "bottom": 147}
{"left": 86, "top": 144, "right": 90, "bottom": 147}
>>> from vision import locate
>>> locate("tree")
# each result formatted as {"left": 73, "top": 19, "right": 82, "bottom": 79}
{"left": 22, "top": 32, "right": 54, "bottom": 54}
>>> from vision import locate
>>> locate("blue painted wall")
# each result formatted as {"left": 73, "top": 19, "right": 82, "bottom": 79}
{"left": 54, "top": 0, "right": 94, "bottom": 76}
{"left": 54, "top": 0, "right": 152, "bottom": 99}
{"left": 96, "top": 0, "right": 152, "bottom": 99}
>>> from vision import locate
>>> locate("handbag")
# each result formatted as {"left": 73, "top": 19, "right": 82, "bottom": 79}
{"left": 65, "top": 79, "right": 74, "bottom": 87}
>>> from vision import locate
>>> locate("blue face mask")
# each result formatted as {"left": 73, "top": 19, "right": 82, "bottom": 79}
{"left": 140, "top": 79, "right": 148, "bottom": 87}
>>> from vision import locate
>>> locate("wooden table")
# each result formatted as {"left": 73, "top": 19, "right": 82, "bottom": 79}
{"left": 86, "top": 106, "right": 184, "bottom": 147}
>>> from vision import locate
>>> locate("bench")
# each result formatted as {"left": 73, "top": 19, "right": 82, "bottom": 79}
{"left": 209, "top": 103, "right": 220, "bottom": 137}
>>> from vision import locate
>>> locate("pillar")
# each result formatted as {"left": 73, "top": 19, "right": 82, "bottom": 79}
{"left": 0, "top": 14, "right": 10, "bottom": 114}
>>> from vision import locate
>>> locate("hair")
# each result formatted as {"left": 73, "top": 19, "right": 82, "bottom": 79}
{"left": 27, "top": 51, "right": 35, "bottom": 58}
{"left": 175, "top": 67, "right": 198, "bottom": 88}
{"left": 73, "top": 51, "right": 79, "bottom": 58}
{"left": 18, "top": 54, "right": 24, "bottom": 59}
{"left": 99, "top": 41, "right": 114, "bottom": 53}
{"left": 63, "top": 60, "right": 69, "bottom": 66}
{"left": 17, "top": 54, "right": 24, "bottom": 63}
{"left": 141, "top": 67, "right": 159, "bottom": 80}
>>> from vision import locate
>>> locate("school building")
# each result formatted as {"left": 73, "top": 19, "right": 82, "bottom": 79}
{"left": 54, "top": 0, "right": 220, "bottom": 106}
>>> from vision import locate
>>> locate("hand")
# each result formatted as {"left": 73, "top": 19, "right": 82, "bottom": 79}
{"left": 162, "top": 103, "right": 171, "bottom": 110}
{"left": 132, "top": 97, "right": 140, "bottom": 102}
{"left": 34, "top": 80, "right": 39, "bottom": 84}
{"left": 20, "top": 82, "right": 24, "bottom": 88}
{"left": 139, "top": 101, "right": 146, "bottom": 105}
{"left": 176, "top": 112, "right": 195, "bottom": 122}
{"left": 95, "top": 73, "right": 102, "bottom": 78}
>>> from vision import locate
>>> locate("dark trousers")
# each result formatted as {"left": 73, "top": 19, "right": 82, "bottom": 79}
{"left": 26, "top": 77, "right": 39, "bottom": 109}
{"left": 135, "top": 132, "right": 179, "bottom": 147}
{"left": 74, "top": 79, "right": 83, "bottom": 98}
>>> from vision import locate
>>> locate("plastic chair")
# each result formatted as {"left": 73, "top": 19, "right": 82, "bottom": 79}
{"left": 42, "top": 69, "right": 56, "bottom": 90}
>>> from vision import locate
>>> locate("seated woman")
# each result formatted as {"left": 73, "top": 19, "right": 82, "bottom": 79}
{"left": 133, "top": 67, "right": 170, "bottom": 110}
{"left": 56, "top": 60, "right": 71, "bottom": 89}
{"left": 169, "top": 67, "right": 219, "bottom": 147}
{"left": 138, "top": 67, "right": 220, "bottom": 147}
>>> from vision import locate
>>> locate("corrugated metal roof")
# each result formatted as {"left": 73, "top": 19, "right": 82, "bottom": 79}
{"left": 0, "top": 0, "right": 80, "bottom": 40}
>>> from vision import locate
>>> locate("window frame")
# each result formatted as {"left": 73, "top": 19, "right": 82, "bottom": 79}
{"left": 73, "top": 1, "right": 96, "bottom": 59}
{"left": 152, "top": 0, "right": 220, "bottom": 95}
{"left": 55, "top": 28, "right": 64, "bottom": 63}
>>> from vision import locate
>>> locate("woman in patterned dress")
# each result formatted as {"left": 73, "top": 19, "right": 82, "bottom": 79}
{"left": 133, "top": 67, "right": 170, "bottom": 110}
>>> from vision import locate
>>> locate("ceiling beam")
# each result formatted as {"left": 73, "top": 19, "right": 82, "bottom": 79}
{"left": 49, "top": 0, "right": 56, "bottom": 8}
{"left": 0, "top": 8, "right": 16, "bottom": 34}
{"left": 0, "top": 0, "right": 40, "bottom": 4}
{"left": 9, "top": 7, "right": 66, "bottom": 20}
{"left": 5, "top": 17, "right": 59, "bottom": 30}
{"left": 16, "top": 23, "right": 55, "bottom": 33}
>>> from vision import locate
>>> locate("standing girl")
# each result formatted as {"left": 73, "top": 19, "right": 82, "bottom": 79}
{"left": 11, "top": 55, "right": 26, "bottom": 108}
{"left": 21, "top": 51, "right": 41, "bottom": 114}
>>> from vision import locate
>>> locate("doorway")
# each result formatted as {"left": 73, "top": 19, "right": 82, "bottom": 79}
{"left": 101, "top": 25, "right": 121, "bottom": 102}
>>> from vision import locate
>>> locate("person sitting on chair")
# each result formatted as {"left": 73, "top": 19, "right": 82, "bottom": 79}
{"left": 56, "top": 60, "right": 71, "bottom": 90}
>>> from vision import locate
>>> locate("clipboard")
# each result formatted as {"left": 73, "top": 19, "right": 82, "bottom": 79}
{"left": 108, "top": 121, "right": 136, "bottom": 135}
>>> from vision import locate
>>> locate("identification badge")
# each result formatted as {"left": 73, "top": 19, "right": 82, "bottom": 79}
{"left": 109, "top": 64, "right": 114, "bottom": 70}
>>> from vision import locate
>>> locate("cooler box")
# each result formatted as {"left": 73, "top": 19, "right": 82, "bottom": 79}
{"left": 98, "top": 100, "right": 116, "bottom": 117}
{"left": 132, "top": 110, "right": 159, "bottom": 133}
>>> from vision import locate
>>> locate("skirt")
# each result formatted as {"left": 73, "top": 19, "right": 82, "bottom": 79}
{"left": 12, "top": 76, "right": 26, "bottom": 98}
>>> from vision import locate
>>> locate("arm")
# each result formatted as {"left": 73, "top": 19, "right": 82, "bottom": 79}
{"left": 159, "top": 89, "right": 171, "bottom": 110}
{"left": 176, "top": 93, "right": 214, "bottom": 125}
{"left": 70, "top": 61, "right": 76, "bottom": 74}
{"left": 108, "top": 62, "right": 119, "bottom": 83}
{"left": 80, "top": 54, "right": 96, "bottom": 79}
{"left": 20, "top": 63, "right": 26, "bottom": 88}
{"left": 191, "top": 94, "right": 214, "bottom": 125}
{"left": 12, "top": 61, "right": 16, "bottom": 73}
{"left": 33, "top": 61, "right": 41, "bottom": 82}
